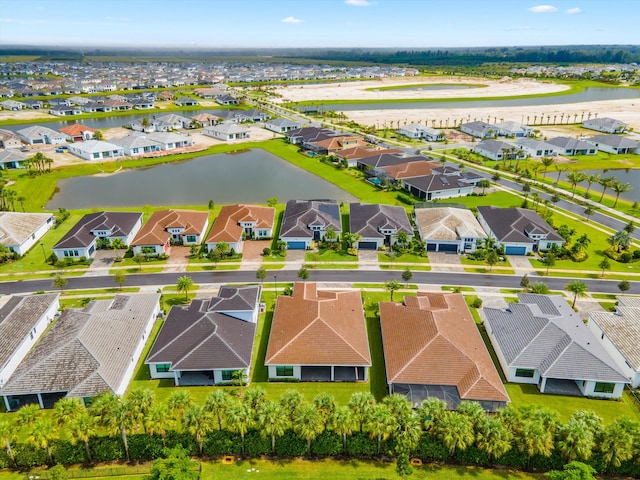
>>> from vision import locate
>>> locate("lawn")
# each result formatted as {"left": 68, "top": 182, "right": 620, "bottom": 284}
{"left": 378, "top": 252, "right": 430, "bottom": 264}
{"left": 305, "top": 249, "right": 358, "bottom": 262}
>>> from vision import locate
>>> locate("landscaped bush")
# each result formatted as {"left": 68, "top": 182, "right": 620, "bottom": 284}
{"left": 310, "top": 432, "right": 342, "bottom": 456}
{"left": 0, "top": 449, "right": 12, "bottom": 469}
{"left": 13, "top": 443, "right": 48, "bottom": 468}
{"left": 128, "top": 433, "right": 165, "bottom": 460}
{"left": 414, "top": 434, "right": 449, "bottom": 461}
{"left": 165, "top": 431, "right": 198, "bottom": 456}
{"left": 453, "top": 445, "right": 490, "bottom": 465}
{"left": 274, "top": 431, "right": 307, "bottom": 457}
{"left": 346, "top": 432, "right": 377, "bottom": 457}
{"left": 243, "top": 430, "right": 270, "bottom": 456}
{"left": 89, "top": 436, "right": 125, "bottom": 463}
{"left": 50, "top": 440, "right": 86, "bottom": 465}
{"left": 203, "top": 430, "right": 241, "bottom": 456}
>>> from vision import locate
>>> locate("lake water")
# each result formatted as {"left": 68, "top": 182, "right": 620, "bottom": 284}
{"left": 370, "top": 85, "right": 475, "bottom": 92}
{"left": 545, "top": 168, "right": 640, "bottom": 203}
{"left": 309, "top": 87, "right": 640, "bottom": 111}
{"left": 46, "top": 149, "right": 356, "bottom": 209}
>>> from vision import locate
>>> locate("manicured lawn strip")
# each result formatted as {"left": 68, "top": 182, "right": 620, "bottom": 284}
{"left": 186, "top": 264, "right": 242, "bottom": 271}
{"left": 263, "top": 255, "right": 287, "bottom": 262}
{"left": 203, "top": 458, "right": 543, "bottom": 479}
{"left": 590, "top": 293, "right": 619, "bottom": 299}
{"left": 460, "top": 256, "right": 513, "bottom": 267}
{"left": 464, "top": 267, "right": 516, "bottom": 275}
{"left": 307, "top": 263, "right": 359, "bottom": 270}
{"left": 264, "top": 264, "right": 285, "bottom": 270}
{"left": 305, "top": 250, "right": 357, "bottom": 262}
{"left": 599, "top": 301, "right": 617, "bottom": 311}
{"left": 380, "top": 264, "right": 431, "bottom": 271}
{"left": 443, "top": 286, "right": 475, "bottom": 292}
{"left": 61, "top": 287, "right": 140, "bottom": 295}
{"left": 504, "top": 383, "right": 640, "bottom": 423}
{"left": 438, "top": 190, "right": 522, "bottom": 210}
{"left": 61, "top": 296, "right": 116, "bottom": 309}
{"left": 377, "top": 252, "right": 429, "bottom": 264}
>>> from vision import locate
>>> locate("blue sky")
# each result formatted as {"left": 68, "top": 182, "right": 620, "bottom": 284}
{"left": 0, "top": 0, "right": 637, "bottom": 49}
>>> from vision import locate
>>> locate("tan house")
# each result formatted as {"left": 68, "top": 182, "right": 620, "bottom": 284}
{"left": 131, "top": 209, "right": 209, "bottom": 256}
{"left": 265, "top": 283, "right": 371, "bottom": 382}
{"left": 312, "top": 135, "right": 368, "bottom": 155}
{"left": 380, "top": 292, "right": 509, "bottom": 411}
{"left": 205, "top": 204, "right": 275, "bottom": 254}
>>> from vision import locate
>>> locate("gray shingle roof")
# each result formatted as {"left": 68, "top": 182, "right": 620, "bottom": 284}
{"left": 477, "top": 206, "right": 563, "bottom": 243}
{"left": 349, "top": 203, "right": 412, "bottom": 239}
{"left": 280, "top": 200, "right": 341, "bottom": 239}
{"left": 590, "top": 301, "right": 640, "bottom": 370}
{"left": 588, "top": 135, "right": 639, "bottom": 149}
{"left": 1, "top": 294, "right": 160, "bottom": 397}
{"left": 484, "top": 294, "right": 628, "bottom": 383}
{"left": 54, "top": 212, "right": 142, "bottom": 250}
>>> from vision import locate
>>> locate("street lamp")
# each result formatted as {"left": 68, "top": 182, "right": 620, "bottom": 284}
{"left": 273, "top": 275, "right": 278, "bottom": 297}
{"left": 40, "top": 243, "right": 47, "bottom": 262}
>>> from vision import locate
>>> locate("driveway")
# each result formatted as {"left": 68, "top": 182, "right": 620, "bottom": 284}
{"left": 507, "top": 255, "right": 535, "bottom": 273}
{"left": 241, "top": 240, "right": 271, "bottom": 266}
{"left": 163, "top": 246, "right": 191, "bottom": 273}
{"left": 85, "top": 249, "right": 124, "bottom": 277}
{"left": 428, "top": 252, "right": 462, "bottom": 273}
{"left": 285, "top": 249, "right": 307, "bottom": 268}
{"left": 358, "top": 249, "right": 379, "bottom": 270}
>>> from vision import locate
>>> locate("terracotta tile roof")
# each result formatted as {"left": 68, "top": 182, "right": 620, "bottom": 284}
{"left": 313, "top": 136, "right": 368, "bottom": 151}
{"left": 379, "top": 293, "right": 509, "bottom": 403}
{"left": 265, "top": 283, "right": 371, "bottom": 366}
{"left": 206, "top": 204, "right": 275, "bottom": 244}
{"left": 58, "top": 123, "right": 97, "bottom": 136}
{"left": 381, "top": 160, "right": 441, "bottom": 179}
{"left": 131, "top": 210, "right": 209, "bottom": 247}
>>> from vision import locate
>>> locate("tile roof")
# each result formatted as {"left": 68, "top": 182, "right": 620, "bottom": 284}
{"left": 54, "top": 212, "right": 142, "bottom": 250}
{"left": 380, "top": 160, "right": 441, "bottom": 179}
{"left": 349, "top": 203, "right": 412, "bottom": 239}
{"left": 206, "top": 204, "right": 275, "bottom": 244}
{"left": 547, "top": 137, "right": 594, "bottom": 151}
{"left": 280, "top": 200, "right": 341, "bottom": 239}
{"left": 403, "top": 173, "right": 472, "bottom": 193}
{"left": 265, "top": 283, "right": 371, "bottom": 366}
{"left": 475, "top": 139, "right": 517, "bottom": 155}
{"left": 484, "top": 294, "right": 628, "bottom": 383}
{"left": 379, "top": 293, "right": 508, "bottom": 403}
{"left": 414, "top": 207, "right": 487, "bottom": 241}
{"left": 0, "top": 212, "right": 53, "bottom": 248}
{"left": 335, "top": 147, "right": 403, "bottom": 161}
{"left": 590, "top": 300, "right": 640, "bottom": 370}
{"left": 1, "top": 294, "right": 160, "bottom": 398}
{"left": 132, "top": 210, "right": 209, "bottom": 247}
{"left": 58, "top": 124, "right": 97, "bottom": 136}
{"left": 0, "top": 294, "right": 59, "bottom": 371}
{"left": 70, "top": 140, "right": 123, "bottom": 154}
{"left": 146, "top": 286, "right": 260, "bottom": 371}
{"left": 477, "top": 206, "right": 563, "bottom": 243}
{"left": 0, "top": 150, "right": 27, "bottom": 164}
{"left": 357, "top": 153, "right": 425, "bottom": 169}
{"left": 588, "top": 134, "right": 639, "bottom": 149}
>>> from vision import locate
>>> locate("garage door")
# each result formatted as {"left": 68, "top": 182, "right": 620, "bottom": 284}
{"left": 427, "top": 243, "right": 437, "bottom": 251}
{"left": 438, "top": 243, "right": 458, "bottom": 253}
{"left": 358, "top": 241, "right": 378, "bottom": 250}
{"left": 287, "top": 241, "right": 306, "bottom": 250}
{"left": 505, "top": 246, "right": 527, "bottom": 255}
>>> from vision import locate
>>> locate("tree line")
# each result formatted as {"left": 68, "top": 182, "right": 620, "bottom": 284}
{"left": 1, "top": 387, "right": 639, "bottom": 477}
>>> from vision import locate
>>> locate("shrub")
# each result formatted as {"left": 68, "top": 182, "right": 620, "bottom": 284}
{"left": 203, "top": 430, "right": 241, "bottom": 456}
{"left": 311, "top": 432, "right": 341, "bottom": 456}
{"left": 89, "top": 436, "right": 125, "bottom": 463}
{"left": 346, "top": 432, "right": 376, "bottom": 456}
{"left": 274, "top": 431, "right": 307, "bottom": 457}
{"left": 262, "top": 247, "right": 271, "bottom": 256}
{"left": 244, "top": 430, "right": 270, "bottom": 456}
{"left": 471, "top": 297, "right": 483, "bottom": 308}
{"left": 620, "top": 252, "right": 632, "bottom": 263}
{"left": 128, "top": 433, "right": 165, "bottom": 460}
{"left": 51, "top": 440, "right": 85, "bottom": 465}
{"left": 13, "top": 443, "right": 48, "bottom": 468}
{"left": 414, "top": 434, "right": 449, "bottom": 461}
{"left": 633, "top": 249, "right": 640, "bottom": 260}
{"left": 165, "top": 431, "right": 198, "bottom": 456}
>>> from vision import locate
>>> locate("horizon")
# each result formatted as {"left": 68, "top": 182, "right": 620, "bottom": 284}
{"left": 1, "top": 0, "right": 639, "bottom": 50}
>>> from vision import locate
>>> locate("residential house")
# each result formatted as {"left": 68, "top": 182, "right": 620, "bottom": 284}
{"left": 130, "top": 98, "right": 154, "bottom": 109}
{"left": 310, "top": 135, "right": 367, "bottom": 155}
{"left": 203, "top": 122, "right": 250, "bottom": 141}
{"left": 414, "top": 206, "right": 487, "bottom": 253}
{"left": 460, "top": 121, "right": 497, "bottom": 139}
{"left": 402, "top": 173, "right": 477, "bottom": 201}
{"left": 0, "top": 129, "right": 22, "bottom": 149}
{"left": 52, "top": 211, "right": 143, "bottom": 259}
{"left": 0, "top": 212, "right": 55, "bottom": 255}
{"left": 279, "top": 199, "right": 341, "bottom": 249}
{"left": 585, "top": 135, "right": 640, "bottom": 155}
{"left": 175, "top": 97, "right": 199, "bottom": 107}
{"left": 1, "top": 294, "right": 160, "bottom": 411}
{"left": 356, "top": 153, "right": 425, "bottom": 173}
{"left": 154, "top": 113, "right": 193, "bottom": 130}
{"left": 235, "top": 109, "right": 269, "bottom": 123}
{"left": 379, "top": 160, "right": 441, "bottom": 183}
{"left": 49, "top": 105, "right": 82, "bottom": 116}
{"left": 285, "top": 127, "right": 335, "bottom": 146}
{"left": 68, "top": 140, "right": 125, "bottom": 161}
{"left": 547, "top": 137, "right": 597, "bottom": 156}
{"left": 22, "top": 100, "right": 43, "bottom": 110}
{"left": 131, "top": 209, "right": 209, "bottom": 255}
{"left": 265, "top": 283, "right": 371, "bottom": 382}
{"left": 495, "top": 121, "right": 533, "bottom": 138}
{"left": 484, "top": 294, "right": 629, "bottom": 398}
{"left": 587, "top": 296, "right": 640, "bottom": 388}
{"left": 194, "top": 87, "right": 227, "bottom": 98}
{"left": 81, "top": 102, "right": 112, "bottom": 113}
{"left": 205, "top": 204, "right": 275, "bottom": 253}
{"left": 0, "top": 150, "right": 28, "bottom": 169}
{"left": 145, "top": 286, "right": 261, "bottom": 386}
{"left": 398, "top": 124, "right": 444, "bottom": 141}
{"left": 0, "top": 100, "right": 26, "bottom": 111}
{"left": 17, "top": 126, "right": 69, "bottom": 145}
{"left": 265, "top": 118, "right": 302, "bottom": 133}
{"left": 473, "top": 140, "right": 526, "bottom": 162}
{"left": 58, "top": 123, "right": 97, "bottom": 142}
{"left": 102, "top": 99, "right": 132, "bottom": 111}
{"left": 215, "top": 94, "right": 239, "bottom": 105}
{"left": 477, "top": 206, "right": 564, "bottom": 255}
{"left": 349, "top": 203, "right": 413, "bottom": 250}
{"left": 335, "top": 147, "right": 404, "bottom": 168}
{"left": 145, "top": 132, "right": 193, "bottom": 150}
{"left": 380, "top": 293, "right": 509, "bottom": 410}
{"left": 583, "top": 117, "right": 627, "bottom": 134}
{"left": 110, "top": 134, "right": 162, "bottom": 156}
{"left": 191, "top": 113, "right": 221, "bottom": 127}
{"left": 0, "top": 294, "right": 60, "bottom": 390}
{"left": 514, "top": 138, "right": 559, "bottom": 158}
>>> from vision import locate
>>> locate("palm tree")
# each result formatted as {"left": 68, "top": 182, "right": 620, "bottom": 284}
{"left": 324, "top": 227, "right": 338, "bottom": 245}
{"left": 68, "top": 412, "right": 97, "bottom": 464}
{"left": 366, "top": 404, "right": 395, "bottom": 455}
{"left": 476, "top": 416, "right": 512, "bottom": 462}
{"left": 612, "top": 181, "right": 632, "bottom": 208}
{"left": 330, "top": 406, "right": 355, "bottom": 454}
{"left": 113, "top": 270, "right": 127, "bottom": 291}
{"left": 313, "top": 393, "right": 336, "bottom": 427}
{"left": 29, "top": 418, "right": 56, "bottom": 465}
{"left": 598, "top": 176, "right": 617, "bottom": 203}
{"left": 554, "top": 164, "right": 568, "bottom": 186}
{"left": 294, "top": 404, "right": 325, "bottom": 455}
{"left": 0, "top": 421, "right": 17, "bottom": 467}
{"left": 348, "top": 392, "right": 376, "bottom": 433}
{"left": 395, "top": 231, "right": 409, "bottom": 251}
{"left": 529, "top": 282, "right": 550, "bottom": 294}
{"left": 478, "top": 179, "right": 491, "bottom": 195}
{"left": 205, "top": 389, "right": 229, "bottom": 431}
{"left": 215, "top": 241, "right": 230, "bottom": 257}
{"left": 456, "top": 401, "right": 488, "bottom": 432}
{"left": 225, "top": 400, "right": 253, "bottom": 455}
{"left": 584, "top": 206, "right": 595, "bottom": 222}
{"left": 584, "top": 174, "right": 600, "bottom": 197}
{"left": 257, "top": 400, "right": 288, "bottom": 454}
{"left": 566, "top": 171, "right": 586, "bottom": 198}
{"left": 91, "top": 393, "right": 133, "bottom": 461}
{"left": 167, "top": 390, "right": 192, "bottom": 421}
{"left": 599, "top": 258, "right": 611, "bottom": 278}
{"left": 436, "top": 411, "right": 475, "bottom": 456}
{"left": 556, "top": 418, "right": 595, "bottom": 462}
{"left": 565, "top": 280, "right": 588, "bottom": 308}
{"left": 182, "top": 404, "right": 213, "bottom": 455}
{"left": 146, "top": 403, "right": 172, "bottom": 448}
{"left": 17, "top": 195, "right": 26, "bottom": 212}
{"left": 385, "top": 280, "right": 401, "bottom": 301}
{"left": 418, "top": 397, "right": 447, "bottom": 434}
{"left": 53, "top": 397, "right": 85, "bottom": 428}
{"left": 176, "top": 275, "right": 195, "bottom": 301}
{"left": 243, "top": 386, "right": 267, "bottom": 420}
{"left": 16, "top": 403, "right": 41, "bottom": 428}
{"left": 541, "top": 157, "right": 554, "bottom": 175}
{"left": 600, "top": 417, "right": 636, "bottom": 471}
{"left": 127, "top": 387, "right": 156, "bottom": 433}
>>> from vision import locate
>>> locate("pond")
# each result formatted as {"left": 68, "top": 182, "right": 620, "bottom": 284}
{"left": 369, "top": 84, "right": 476, "bottom": 92}
{"left": 46, "top": 149, "right": 357, "bottom": 209}
{"left": 307, "top": 87, "right": 640, "bottom": 111}
{"left": 544, "top": 168, "right": 640, "bottom": 203}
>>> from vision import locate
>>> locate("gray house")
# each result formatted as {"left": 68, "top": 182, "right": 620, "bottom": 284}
{"left": 265, "top": 118, "right": 301, "bottom": 133}
{"left": 583, "top": 117, "right": 627, "bottom": 134}
{"left": 280, "top": 200, "right": 341, "bottom": 249}
{"left": 514, "top": 138, "right": 559, "bottom": 158}
{"left": 473, "top": 140, "right": 526, "bottom": 162}
{"left": 460, "top": 121, "right": 497, "bottom": 139}
{"left": 484, "top": 294, "right": 629, "bottom": 398}
{"left": 585, "top": 135, "right": 640, "bottom": 155}
{"left": 547, "top": 137, "right": 597, "bottom": 156}
{"left": 146, "top": 286, "right": 261, "bottom": 386}
{"left": 349, "top": 203, "right": 413, "bottom": 250}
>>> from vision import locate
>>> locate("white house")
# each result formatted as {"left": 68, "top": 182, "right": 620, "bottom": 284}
{"left": 398, "top": 123, "right": 444, "bottom": 141}
{"left": 514, "top": 138, "right": 559, "bottom": 158}
{"left": 495, "top": 121, "right": 533, "bottom": 138}
{"left": 131, "top": 209, "right": 209, "bottom": 256}
{"left": 145, "top": 132, "right": 193, "bottom": 150}
{"left": 68, "top": 140, "right": 125, "bottom": 160}
{"left": 205, "top": 204, "right": 275, "bottom": 254}
{"left": 203, "top": 122, "right": 250, "bottom": 141}
{"left": 460, "top": 121, "right": 496, "bottom": 139}
{"left": 583, "top": 117, "right": 627, "bottom": 134}
{"left": 349, "top": 203, "right": 413, "bottom": 250}
{"left": 265, "top": 118, "right": 301, "bottom": 133}
{"left": 585, "top": 135, "right": 640, "bottom": 155}
{"left": 110, "top": 134, "right": 163, "bottom": 156}
{"left": 413, "top": 206, "right": 486, "bottom": 254}
{"left": 16, "top": 126, "right": 69, "bottom": 145}
{"left": 0, "top": 150, "right": 28, "bottom": 170}
{"left": 473, "top": 140, "right": 526, "bottom": 162}
{"left": 0, "top": 212, "right": 55, "bottom": 256}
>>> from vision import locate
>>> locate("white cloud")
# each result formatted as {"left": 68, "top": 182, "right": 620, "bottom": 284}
{"left": 528, "top": 5, "right": 558, "bottom": 13}
{"left": 345, "top": 0, "right": 373, "bottom": 6}
{"left": 281, "top": 16, "right": 303, "bottom": 24}
{"left": 566, "top": 7, "right": 581, "bottom": 14}
{"left": 0, "top": 18, "right": 15, "bottom": 23}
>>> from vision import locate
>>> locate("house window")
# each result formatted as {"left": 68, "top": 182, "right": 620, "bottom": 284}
{"left": 594, "top": 382, "right": 615, "bottom": 393}
{"left": 221, "top": 370, "right": 234, "bottom": 381}
{"left": 156, "top": 363, "right": 171, "bottom": 373}
{"left": 185, "top": 235, "right": 196, "bottom": 243}
{"left": 515, "top": 368, "right": 535, "bottom": 378}
{"left": 92, "top": 152, "right": 100, "bottom": 159}
{"left": 276, "top": 366, "right": 294, "bottom": 377}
